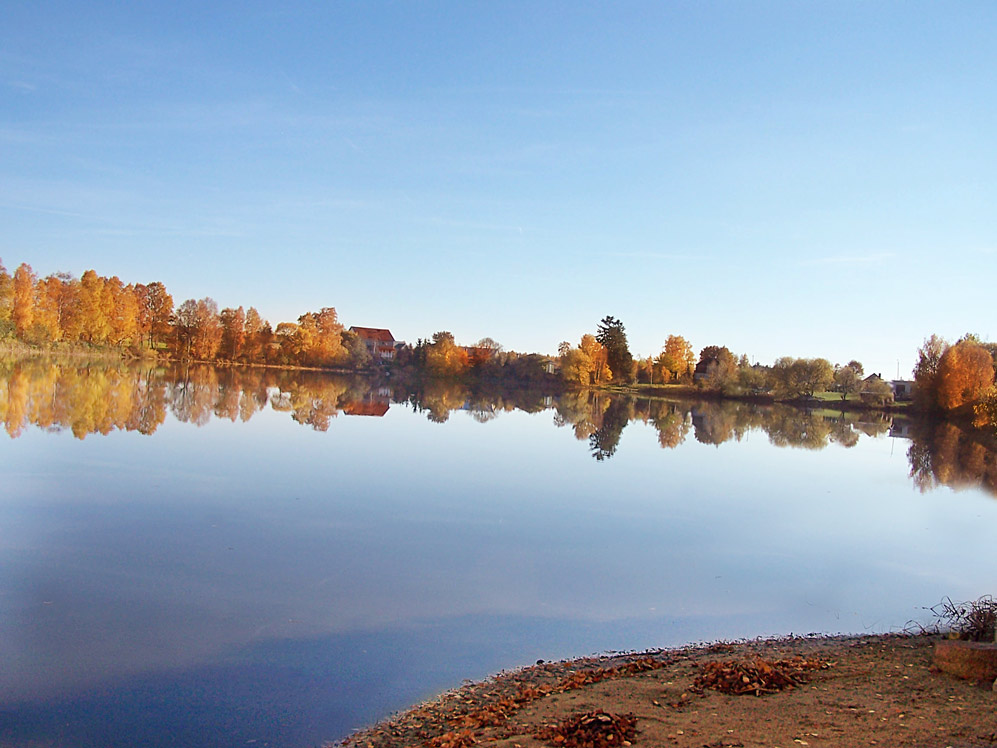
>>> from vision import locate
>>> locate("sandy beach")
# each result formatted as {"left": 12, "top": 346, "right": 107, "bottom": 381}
{"left": 337, "top": 633, "right": 996, "bottom": 748}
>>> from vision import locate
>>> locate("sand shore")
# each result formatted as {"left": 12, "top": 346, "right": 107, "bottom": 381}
{"left": 336, "top": 633, "right": 996, "bottom": 748}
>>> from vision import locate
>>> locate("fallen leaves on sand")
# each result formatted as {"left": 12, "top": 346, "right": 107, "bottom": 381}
{"left": 372, "top": 657, "right": 668, "bottom": 748}
{"left": 442, "top": 657, "right": 668, "bottom": 733}
{"left": 693, "top": 656, "right": 831, "bottom": 696}
{"left": 535, "top": 711, "right": 637, "bottom": 748}
{"left": 428, "top": 729, "right": 478, "bottom": 748}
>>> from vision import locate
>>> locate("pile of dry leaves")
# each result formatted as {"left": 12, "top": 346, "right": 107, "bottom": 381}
{"left": 535, "top": 711, "right": 637, "bottom": 748}
{"left": 693, "top": 656, "right": 832, "bottom": 696}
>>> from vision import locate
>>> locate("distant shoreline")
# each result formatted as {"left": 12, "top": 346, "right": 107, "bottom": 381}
{"left": 594, "top": 381, "right": 915, "bottom": 415}
{"left": 0, "top": 345, "right": 930, "bottom": 417}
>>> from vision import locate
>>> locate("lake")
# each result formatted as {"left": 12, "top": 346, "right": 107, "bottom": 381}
{"left": 1, "top": 359, "right": 995, "bottom": 747}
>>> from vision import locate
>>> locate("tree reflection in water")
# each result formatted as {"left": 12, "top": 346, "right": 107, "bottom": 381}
{"left": 908, "top": 419, "right": 997, "bottom": 497}
{"left": 1, "top": 357, "right": 994, "bottom": 498}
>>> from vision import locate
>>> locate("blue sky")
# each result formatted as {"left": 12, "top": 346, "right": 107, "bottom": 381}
{"left": 2, "top": 1, "right": 994, "bottom": 377}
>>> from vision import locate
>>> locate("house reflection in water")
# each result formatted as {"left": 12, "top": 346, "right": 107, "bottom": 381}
{"left": 343, "top": 388, "right": 391, "bottom": 417}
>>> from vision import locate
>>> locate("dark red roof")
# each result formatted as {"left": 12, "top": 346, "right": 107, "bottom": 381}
{"left": 349, "top": 326, "right": 395, "bottom": 342}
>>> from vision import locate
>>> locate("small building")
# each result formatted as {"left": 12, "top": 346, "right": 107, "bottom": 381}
{"left": 890, "top": 380, "right": 914, "bottom": 401}
{"left": 349, "top": 327, "right": 397, "bottom": 361}
{"left": 693, "top": 357, "right": 719, "bottom": 383}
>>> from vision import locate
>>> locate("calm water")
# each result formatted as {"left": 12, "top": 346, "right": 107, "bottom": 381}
{"left": 1, "top": 360, "right": 995, "bottom": 747}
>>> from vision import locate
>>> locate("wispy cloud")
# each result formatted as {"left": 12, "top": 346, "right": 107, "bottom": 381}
{"left": 800, "top": 252, "right": 896, "bottom": 267}
{"left": 605, "top": 250, "right": 700, "bottom": 261}
{"left": 84, "top": 224, "right": 248, "bottom": 239}
{"left": 0, "top": 201, "right": 90, "bottom": 219}
{"left": 7, "top": 80, "right": 37, "bottom": 92}
{"left": 423, "top": 216, "right": 528, "bottom": 234}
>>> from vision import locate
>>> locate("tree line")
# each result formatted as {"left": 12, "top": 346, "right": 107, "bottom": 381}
{"left": 0, "top": 260, "right": 561, "bottom": 381}
{"left": 558, "top": 316, "right": 896, "bottom": 403}
{"left": 2, "top": 260, "right": 995, "bottom": 430}
{"left": 0, "top": 260, "right": 376, "bottom": 368}
{"left": 558, "top": 316, "right": 996, "bottom": 429}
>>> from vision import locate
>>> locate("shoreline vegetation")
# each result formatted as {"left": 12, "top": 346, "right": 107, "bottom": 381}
{"left": 0, "top": 260, "right": 995, "bottom": 435}
{"left": 333, "top": 631, "right": 997, "bottom": 748}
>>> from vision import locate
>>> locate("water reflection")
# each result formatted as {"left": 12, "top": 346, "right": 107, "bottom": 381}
{"left": 908, "top": 419, "right": 997, "bottom": 496}
{"left": 3, "top": 359, "right": 997, "bottom": 748}
{"left": 1, "top": 358, "right": 995, "bottom": 498}
{"left": 552, "top": 390, "right": 895, "bottom": 454}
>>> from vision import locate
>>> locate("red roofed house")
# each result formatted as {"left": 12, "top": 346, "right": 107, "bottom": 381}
{"left": 349, "top": 327, "right": 397, "bottom": 361}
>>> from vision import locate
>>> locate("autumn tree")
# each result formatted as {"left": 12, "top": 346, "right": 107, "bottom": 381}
{"left": 596, "top": 316, "right": 634, "bottom": 383}
{"left": 975, "top": 388, "right": 997, "bottom": 432}
{"left": 579, "top": 333, "right": 611, "bottom": 384}
{"left": 658, "top": 335, "right": 696, "bottom": 383}
{"left": 76, "top": 270, "right": 105, "bottom": 343}
{"left": 560, "top": 345, "right": 594, "bottom": 385}
{"left": 173, "top": 298, "right": 222, "bottom": 359}
{"left": 860, "top": 375, "right": 894, "bottom": 406}
{"left": 219, "top": 306, "right": 246, "bottom": 360}
{"left": 135, "top": 281, "right": 174, "bottom": 348}
{"left": 31, "top": 275, "right": 63, "bottom": 343}
{"left": 294, "top": 307, "right": 345, "bottom": 366}
{"left": 341, "top": 329, "right": 371, "bottom": 368}
{"left": 737, "top": 361, "right": 768, "bottom": 392}
{"left": 935, "top": 339, "right": 995, "bottom": 410}
{"left": 769, "top": 357, "right": 834, "bottom": 399}
{"left": 797, "top": 358, "right": 834, "bottom": 398}
{"left": 191, "top": 298, "right": 221, "bottom": 359}
{"left": 242, "top": 307, "right": 268, "bottom": 362}
{"left": 12, "top": 263, "right": 36, "bottom": 338}
{"left": 173, "top": 299, "right": 198, "bottom": 357}
{"left": 476, "top": 337, "right": 502, "bottom": 353}
{"left": 696, "top": 345, "right": 738, "bottom": 391}
{"left": 834, "top": 360, "right": 864, "bottom": 401}
{"left": 425, "top": 331, "right": 469, "bottom": 377}
{"left": 913, "top": 334, "right": 948, "bottom": 410}
{"left": 467, "top": 337, "right": 501, "bottom": 370}
{"left": 55, "top": 274, "right": 83, "bottom": 342}
{"left": 105, "top": 277, "right": 139, "bottom": 345}
{"left": 636, "top": 356, "right": 656, "bottom": 384}
{"left": 0, "top": 260, "right": 13, "bottom": 336}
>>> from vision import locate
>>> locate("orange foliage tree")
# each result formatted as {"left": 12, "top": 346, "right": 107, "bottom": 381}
{"left": 935, "top": 340, "right": 995, "bottom": 410}
{"left": 219, "top": 306, "right": 246, "bottom": 360}
{"left": 12, "top": 263, "right": 36, "bottom": 338}
{"left": 134, "top": 281, "right": 174, "bottom": 348}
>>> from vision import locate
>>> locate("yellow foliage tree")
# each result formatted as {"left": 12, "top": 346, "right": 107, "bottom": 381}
{"left": 659, "top": 334, "right": 696, "bottom": 382}
{"left": 579, "top": 334, "right": 611, "bottom": 384}
{"left": 32, "top": 276, "right": 63, "bottom": 342}
{"left": 425, "top": 331, "right": 469, "bottom": 377}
